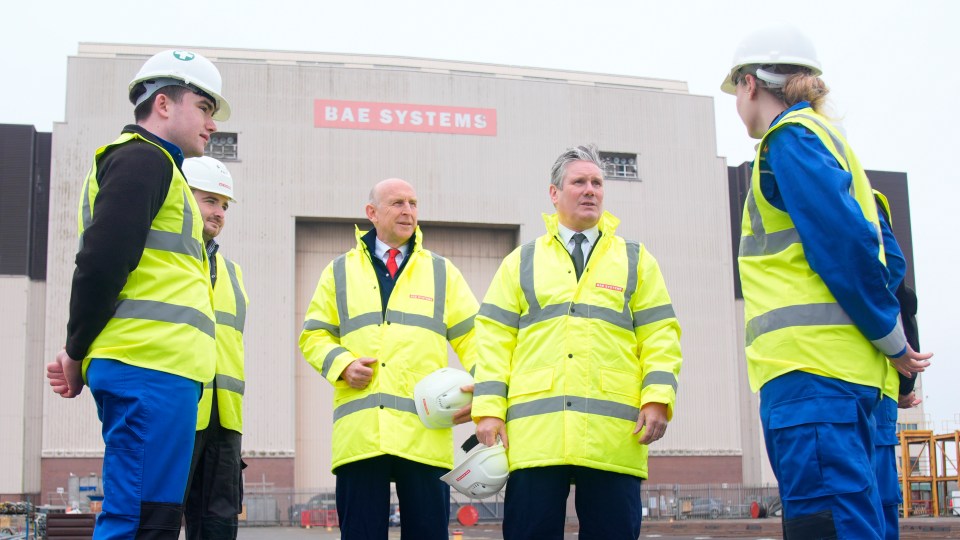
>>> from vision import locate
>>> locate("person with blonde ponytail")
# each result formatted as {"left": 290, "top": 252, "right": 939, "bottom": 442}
{"left": 723, "top": 26, "right": 933, "bottom": 539}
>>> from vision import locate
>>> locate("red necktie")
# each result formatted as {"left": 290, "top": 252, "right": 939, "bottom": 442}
{"left": 387, "top": 249, "right": 400, "bottom": 278}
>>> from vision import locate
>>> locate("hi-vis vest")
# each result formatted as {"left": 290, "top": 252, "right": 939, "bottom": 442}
{"left": 739, "top": 107, "right": 890, "bottom": 393}
{"left": 472, "top": 212, "right": 683, "bottom": 479}
{"left": 873, "top": 190, "right": 901, "bottom": 401}
{"left": 299, "top": 227, "right": 478, "bottom": 471}
{"left": 197, "top": 253, "right": 249, "bottom": 432}
{"left": 78, "top": 132, "right": 215, "bottom": 382}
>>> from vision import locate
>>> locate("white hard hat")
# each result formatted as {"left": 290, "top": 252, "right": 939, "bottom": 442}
{"left": 721, "top": 25, "right": 822, "bottom": 95}
{"left": 442, "top": 438, "right": 509, "bottom": 499}
{"left": 129, "top": 49, "right": 231, "bottom": 120}
{"left": 414, "top": 368, "right": 473, "bottom": 429}
{"left": 182, "top": 156, "right": 235, "bottom": 202}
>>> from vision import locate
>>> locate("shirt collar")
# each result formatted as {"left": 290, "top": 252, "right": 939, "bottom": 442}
{"left": 374, "top": 236, "right": 409, "bottom": 262}
{"left": 557, "top": 222, "right": 600, "bottom": 248}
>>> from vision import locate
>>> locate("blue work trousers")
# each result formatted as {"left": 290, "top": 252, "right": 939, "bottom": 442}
{"left": 87, "top": 359, "right": 201, "bottom": 540}
{"left": 760, "top": 370, "right": 885, "bottom": 539}
{"left": 503, "top": 465, "right": 642, "bottom": 540}
{"left": 875, "top": 396, "right": 902, "bottom": 540}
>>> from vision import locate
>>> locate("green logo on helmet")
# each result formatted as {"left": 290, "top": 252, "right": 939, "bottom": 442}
{"left": 173, "top": 50, "right": 196, "bottom": 61}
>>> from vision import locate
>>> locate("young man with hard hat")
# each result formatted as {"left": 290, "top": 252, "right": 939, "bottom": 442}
{"left": 299, "top": 178, "right": 479, "bottom": 540}
{"left": 181, "top": 156, "right": 249, "bottom": 540}
{"left": 46, "top": 49, "right": 230, "bottom": 539}
{"left": 473, "top": 144, "right": 684, "bottom": 540}
{"left": 723, "top": 25, "right": 932, "bottom": 538}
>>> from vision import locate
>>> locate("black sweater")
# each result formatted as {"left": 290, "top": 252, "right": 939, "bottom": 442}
{"left": 65, "top": 125, "right": 180, "bottom": 360}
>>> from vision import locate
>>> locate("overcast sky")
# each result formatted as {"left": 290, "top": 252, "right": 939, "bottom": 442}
{"left": 4, "top": 0, "right": 957, "bottom": 428}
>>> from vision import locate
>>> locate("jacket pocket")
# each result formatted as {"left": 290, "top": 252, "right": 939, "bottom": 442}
{"left": 509, "top": 367, "right": 554, "bottom": 398}
{"left": 600, "top": 368, "right": 641, "bottom": 401}
{"left": 767, "top": 395, "right": 871, "bottom": 501}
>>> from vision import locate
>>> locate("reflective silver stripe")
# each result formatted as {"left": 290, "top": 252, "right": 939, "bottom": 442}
{"left": 223, "top": 259, "right": 246, "bottom": 332}
{"left": 506, "top": 396, "right": 638, "bottom": 423}
{"left": 79, "top": 175, "right": 93, "bottom": 250}
{"left": 143, "top": 192, "right": 203, "bottom": 260}
{"left": 519, "top": 242, "right": 540, "bottom": 313}
{"left": 215, "top": 374, "right": 245, "bottom": 395}
{"left": 478, "top": 303, "right": 520, "bottom": 329}
{"left": 474, "top": 381, "right": 507, "bottom": 398}
{"left": 745, "top": 303, "right": 853, "bottom": 347}
{"left": 446, "top": 315, "right": 475, "bottom": 341}
{"left": 113, "top": 298, "right": 215, "bottom": 338}
{"left": 303, "top": 319, "right": 340, "bottom": 337}
{"left": 519, "top": 302, "right": 570, "bottom": 329}
{"left": 518, "top": 240, "right": 638, "bottom": 331}
{"left": 871, "top": 318, "right": 906, "bottom": 356}
{"left": 384, "top": 309, "right": 446, "bottom": 336}
{"left": 333, "top": 255, "right": 383, "bottom": 336}
{"left": 333, "top": 392, "right": 417, "bottom": 422}
{"left": 642, "top": 371, "right": 678, "bottom": 392}
{"left": 633, "top": 304, "right": 676, "bottom": 328}
{"left": 469, "top": 365, "right": 476, "bottom": 376}
{"left": 570, "top": 303, "right": 633, "bottom": 332}
{"left": 739, "top": 187, "right": 801, "bottom": 257}
{"left": 430, "top": 253, "right": 446, "bottom": 320}
{"left": 333, "top": 252, "right": 449, "bottom": 337}
{"left": 791, "top": 114, "right": 849, "bottom": 171}
{"left": 203, "top": 381, "right": 214, "bottom": 389}
{"left": 739, "top": 228, "right": 801, "bottom": 257}
{"left": 321, "top": 346, "right": 348, "bottom": 379}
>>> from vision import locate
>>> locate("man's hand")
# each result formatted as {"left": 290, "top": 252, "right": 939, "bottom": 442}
{"left": 453, "top": 384, "right": 474, "bottom": 425}
{"left": 898, "top": 392, "right": 922, "bottom": 409}
{"left": 46, "top": 348, "right": 85, "bottom": 398}
{"left": 634, "top": 402, "right": 668, "bottom": 445}
{"left": 342, "top": 357, "right": 376, "bottom": 389}
{"left": 476, "top": 416, "right": 508, "bottom": 448}
{"left": 889, "top": 345, "right": 933, "bottom": 378}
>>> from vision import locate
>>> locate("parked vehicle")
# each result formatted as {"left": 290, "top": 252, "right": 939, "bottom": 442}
{"left": 690, "top": 497, "right": 724, "bottom": 519}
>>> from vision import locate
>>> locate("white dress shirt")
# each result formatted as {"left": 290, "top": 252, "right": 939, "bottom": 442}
{"left": 556, "top": 222, "right": 600, "bottom": 262}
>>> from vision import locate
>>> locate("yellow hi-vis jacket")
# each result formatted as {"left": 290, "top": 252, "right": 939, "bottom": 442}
{"left": 872, "top": 190, "right": 902, "bottom": 402}
{"left": 197, "top": 253, "right": 249, "bottom": 432}
{"left": 739, "top": 107, "right": 890, "bottom": 393}
{"left": 78, "top": 132, "right": 215, "bottom": 382}
{"left": 299, "top": 227, "right": 479, "bottom": 471}
{"left": 471, "top": 212, "right": 683, "bottom": 479}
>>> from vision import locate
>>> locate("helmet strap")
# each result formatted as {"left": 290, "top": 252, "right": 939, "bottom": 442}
{"left": 755, "top": 67, "right": 788, "bottom": 88}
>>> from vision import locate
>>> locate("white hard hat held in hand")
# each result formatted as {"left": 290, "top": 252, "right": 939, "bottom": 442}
{"left": 442, "top": 435, "right": 509, "bottom": 499}
{"left": 413, "top": 367, "right": 473, "bottom": 429}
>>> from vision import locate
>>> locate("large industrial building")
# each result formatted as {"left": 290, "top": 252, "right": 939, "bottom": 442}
{"left": 0, "top": 43, "right": 923, "bottom": 505}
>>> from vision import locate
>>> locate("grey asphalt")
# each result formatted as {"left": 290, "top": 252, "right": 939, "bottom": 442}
{"left": 231, "top": 526, "right": 779, "bottom": 540}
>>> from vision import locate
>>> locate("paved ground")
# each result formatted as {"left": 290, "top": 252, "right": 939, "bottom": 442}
{"left": 226, "top": 517, "right": 960, "bottom": 539}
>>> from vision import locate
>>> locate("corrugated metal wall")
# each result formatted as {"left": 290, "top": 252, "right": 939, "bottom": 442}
{"left": 0, "top": 277, "right": 44, "bottom": 494}
{"left": 43, "top": 44, "right": 744, "bottom": 484}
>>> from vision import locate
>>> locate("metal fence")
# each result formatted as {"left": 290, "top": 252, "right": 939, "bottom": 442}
{"left": 237, "top": 483, "right": 780, "bottom": 527}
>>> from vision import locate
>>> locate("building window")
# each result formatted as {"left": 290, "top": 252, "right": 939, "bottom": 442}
{"left": 599, "top": 151, "right": 639, "bottom": 180}
{"left": 205, "top": 132, "right": 238, "bottom": 161}
{"left": 896, "top": 422, "right": 919, "bottom": 434}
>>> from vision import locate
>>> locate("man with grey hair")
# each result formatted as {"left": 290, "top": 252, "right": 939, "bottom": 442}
{"left": 473, "top": 145, "right": 683, "bottom": 539}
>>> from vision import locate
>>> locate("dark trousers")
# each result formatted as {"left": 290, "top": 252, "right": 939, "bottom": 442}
{"left": 335, "top": 454, "right": 450, "bottom": 540}
{"left": 184, "top": 397, "right": 244, "bottom": 540}
{"left": 503, "top": 465, "right": 643, "bottom": 540}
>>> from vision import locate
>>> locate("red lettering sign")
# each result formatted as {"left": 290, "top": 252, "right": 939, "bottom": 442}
{"left": 596, "top": 283, "right": 624, "bottom": 293}
{"left": 314, "top": 100, "right": 497, "bottom": 136}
